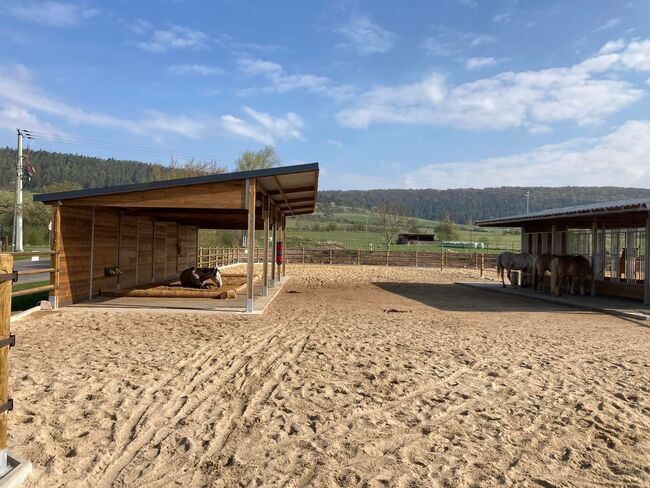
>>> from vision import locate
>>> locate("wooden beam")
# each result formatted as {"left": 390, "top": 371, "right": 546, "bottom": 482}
{"left": 267, "top": 185, "right": 314, "bottom": 196}
{"left": 645, "top": 213, "right": 650, "bottom": 305}
{"left": 273, "top": 175, "right": 294, "bottom": 216}
{"left": 0, "top": 253, "right": 12, "bottom": 465}
{"left": 61, "top": 180, "right": 246, "bottom": 209}
{"left": 263, "top": 195, "right": 270, "bottom": 297}
{"left": 281, "top": 215, "right": 286, "bottom": 278}
{"left": 246, "top": 178, "right": 256, "bottom": 312}
{"left": 51, "top": 204, "right": 61, "bottom": 308}
{"left": 277, "top": 198, "right": 315, "bottom": 206}
{"left": 271, "top": 203, "right": 277, "bottom": 288}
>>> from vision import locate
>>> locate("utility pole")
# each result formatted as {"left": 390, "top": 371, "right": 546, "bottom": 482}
{"left": 12, "top": 129, "right": 24, "bottom": 252}
{"left": 525, "top": 190, "right": 530, "bottom": 215}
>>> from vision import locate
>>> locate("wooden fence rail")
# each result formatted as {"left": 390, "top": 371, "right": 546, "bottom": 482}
{"left": 198, "top": 247, "right": 496, "bottom": 275}
{"left": 5, "top": 250, "right": 60, "bottom": 299}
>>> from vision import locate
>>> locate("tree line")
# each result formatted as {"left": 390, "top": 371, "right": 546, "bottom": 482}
{"left": 317, "top": 186, "right": 650, "bottom": 223}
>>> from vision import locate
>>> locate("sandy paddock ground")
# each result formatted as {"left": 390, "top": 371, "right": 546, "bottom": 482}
{"left": 8, "top": 264, "right": 650, "bottom": 487}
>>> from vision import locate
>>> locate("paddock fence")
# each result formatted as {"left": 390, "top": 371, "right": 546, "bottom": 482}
{"left": 198, "top": 247, "right": 496, "bottom": 274}
{"left": 7, "top": 250, "right": 58, "bottom": 298}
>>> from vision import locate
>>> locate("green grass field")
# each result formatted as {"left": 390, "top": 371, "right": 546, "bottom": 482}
{"left": 287, "top": 210, "right": 521, "bottom": 253}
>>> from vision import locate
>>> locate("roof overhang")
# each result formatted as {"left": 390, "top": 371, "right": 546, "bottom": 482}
{"left": 477, "top": 198, "right": 650, "bottom": 229}
{"left": 33, "top": 163, "right": 319, "bottom": 229}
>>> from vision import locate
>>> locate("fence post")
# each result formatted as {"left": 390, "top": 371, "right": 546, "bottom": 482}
{"left": 0, "top": 254, "right": 12, "bottom": 476}
{"left": 302, "top": 247, "right": 305, "bottom": 264}
{"left": 329, "top": 249, "right": 332, "bottom": 265}
{"left": 386, "top": 250, "right": 389, "bottom": 266}
{"left": 415, "top": 249, "right": 418, "bottom": 267}
{"left": 357, "top": 249, "right": 361, "bottom": 266}
{"left": 480, "top": 253, "right": 484, "bottom": 277}
{"left": 440, "top": 250, "right": 444, "bottom": 271}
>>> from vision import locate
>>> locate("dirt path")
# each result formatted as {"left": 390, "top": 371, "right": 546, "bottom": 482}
{"left": 9, "top": 265, "right": 650, "bottom": 487}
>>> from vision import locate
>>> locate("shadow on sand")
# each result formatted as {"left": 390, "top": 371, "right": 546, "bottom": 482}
{"left": 372, "top": 282, "right": 576, "bottom": 313}
{"left": 373, "top": 282, "right": 650, "bottom": 328}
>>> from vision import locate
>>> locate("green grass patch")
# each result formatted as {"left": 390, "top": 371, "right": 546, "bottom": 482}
{"left": 11, "top": 280, "right": 49, "bottom": 312}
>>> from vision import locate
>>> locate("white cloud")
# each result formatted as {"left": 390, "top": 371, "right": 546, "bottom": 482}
{"left": 5, "top": 1, "right": 98, "bottom": 27}
{"left": 166, "top": 64, "right": 223, "bottom": 76}
{"left": 221, "top": 115, "right": 273, "bottom": 145}
{"left": 493, "top": 12, "right": 513, "bottom": 23}
{"left": 465, "top": 57, "right": 497, "bottom": 71}
{"left": 243, "top": 106, "right": 303, "bottom": 140}
{"left": 421, "top": 27, "right": 495, "bottom": 57}
{"left": 405, "top": 120, "right": 650, "bottom": 188}
{"left": 334, "top": 16, "right": 397, "bottom": 55}
{"left": 339, "top": 39, "right": 650, "bottom": 131}
{"left": 237, "top": 57, "right": 354, "bottom": 99}
{"left": 134, "top": 26, "right": 209, "bottom": 52}
{"left": 593, "top": 18, "right": 621, "bottom": 32}
{"left": 598, "top": 38, "right": 626, "bottom": 54}
{"left": 0, "top": 63, "right": 237, "bottom": 141}
{"left": 327, "top": 139, "right": 344, "bottom": 148}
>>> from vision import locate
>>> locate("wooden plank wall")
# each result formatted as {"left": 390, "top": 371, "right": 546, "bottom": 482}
{"left": 57, "top": 206, "right": 93, "bottom": 305}
{"left": 56, "top": 206, "right": 198, "bottom": 304}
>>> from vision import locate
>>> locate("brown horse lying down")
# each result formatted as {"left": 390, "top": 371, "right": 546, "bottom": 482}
{"left": 550, "top": 255, "right": 592, "bottom": 297}
{"left": 532, "top": 253, "right": 554, "bottom": 291}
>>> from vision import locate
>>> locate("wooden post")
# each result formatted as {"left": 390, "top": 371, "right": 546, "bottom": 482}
{"left": 591, "top": 220, "right": 598, "bottom": 297}
{"left": 151, "top": 219, "right": 156, "bottom": 283}
{"left": 281, "top": 216, "right": 286, "bottom": 279}
{"left": 415, "top": 249, "right": 418, "bottom": 267}
{"left": 271, "top": 207, "right": 277, "bottom": 287}
{"left": 302, "top": 247, "right": 306, "bottom": 264}
{"left": 262, "top": 195, "right": 270, "bottom": 297}
{"left": 480, "top": 253, "right": 484, "bottom": 277}
{"left": 89, "top": 206, "right": 95, "bottom": 300}
{"left": 246, "top": 178, "right": 256, "bottom": 312}
{"left": 0, "top": 253, "right": 12, "bottom": 475}
{"left": 357, "top": 249, "right": 361, "bottom": 266}
{"left": 51, "top": 204, "right": 61, "bottom": 309}
{"left": 645, "top": 214, "right": 650, "bottom": 305}
{"left": 386, "top": 250, "right": 389, "bottom": 266}
{"left": 329, "top": 249, "right": 333, "bottom": 265}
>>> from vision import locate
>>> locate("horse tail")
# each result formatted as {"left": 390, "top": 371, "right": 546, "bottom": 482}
{"left": 496, "top": 256, "right": 504, "bottom": 286}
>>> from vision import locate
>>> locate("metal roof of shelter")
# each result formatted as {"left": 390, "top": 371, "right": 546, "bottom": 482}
{"left": 477, "top": 197, "right": 650, "bottom": 228}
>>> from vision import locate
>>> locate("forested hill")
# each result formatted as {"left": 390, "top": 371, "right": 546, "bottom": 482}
{"left": 2, "top": 146, "right": 650, "bottom": 223}
{"left": 0, "top": 147, "right": 207, "bottom": 191}
{"left": 318, "top": 187, "right": 650, "bottom": 223}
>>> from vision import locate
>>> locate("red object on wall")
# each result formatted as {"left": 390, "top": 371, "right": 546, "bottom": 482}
{"left": 276, "top": 241, "right": 283, "bottom": 265}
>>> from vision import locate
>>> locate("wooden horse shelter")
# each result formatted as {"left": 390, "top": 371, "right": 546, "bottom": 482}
{"left": 478, "top": 198, "right": 650, "bottom": 304}
{"left": 34, "top": 163, "right": 319, "bottom": 312}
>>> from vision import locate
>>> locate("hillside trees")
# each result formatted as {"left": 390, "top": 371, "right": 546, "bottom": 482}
{"left": 435, "top": 216, "right": 460, "bottom": 241}
{"left": 234, "top": 146, "right": 280, "bottom": 171}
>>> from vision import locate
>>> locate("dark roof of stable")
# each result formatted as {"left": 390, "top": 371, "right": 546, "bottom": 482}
{"left": 477, "top": 197, "right": 650, "bottom": 227}
{"left": 33, "top": 162, "right": 319, "bottom": 203}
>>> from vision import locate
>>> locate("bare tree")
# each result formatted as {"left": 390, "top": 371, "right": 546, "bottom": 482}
{"left": 375, "top": 202, "right": 409, "bottom": 250}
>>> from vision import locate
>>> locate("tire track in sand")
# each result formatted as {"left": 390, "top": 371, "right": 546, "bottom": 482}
{"left": 93, "top": 320, "right": 284, "bottom": 488}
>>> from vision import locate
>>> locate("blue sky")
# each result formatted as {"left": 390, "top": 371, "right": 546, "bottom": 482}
{"left": 1, "top": 0, "right": 650, "bottom": 190}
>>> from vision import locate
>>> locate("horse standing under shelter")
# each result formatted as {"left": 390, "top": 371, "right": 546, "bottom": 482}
{"left": 496, "top": 252, "right": 534, "bottom": 288}
{"left": 532, "top": 253, "right": 555, "bottom": 291}
{"left": 550, "top": 255, "right": 591, "bottom": 297}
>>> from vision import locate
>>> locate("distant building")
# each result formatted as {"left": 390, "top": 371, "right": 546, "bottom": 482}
{"left": 396, "top": 233, "right": 436, "bottom": 245}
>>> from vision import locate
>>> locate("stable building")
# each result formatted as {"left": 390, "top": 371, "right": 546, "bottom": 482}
{"left": 477, "top": 198, "right": 650, "bottom": 304}
{"left": 33, "top": 163, "right": 319, "bottom": 312}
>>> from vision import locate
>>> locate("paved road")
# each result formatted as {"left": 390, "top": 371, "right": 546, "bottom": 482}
{"left": 13, "top": 258, "right": 52, "bottom": 285}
